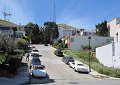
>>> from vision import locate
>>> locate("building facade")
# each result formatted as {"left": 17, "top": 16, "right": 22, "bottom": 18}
{"left": 63, "top": 36, "right": 113, "bottom": 51}
{"left": 107, "top": 18, "right": 120, "bottom": 42}
{"left": 0, "top": 21, "right": 25, "bottom": 38}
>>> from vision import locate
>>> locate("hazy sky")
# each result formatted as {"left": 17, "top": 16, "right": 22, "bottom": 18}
{"left": 0, "top": 0, "right": 120, "bottom": 29}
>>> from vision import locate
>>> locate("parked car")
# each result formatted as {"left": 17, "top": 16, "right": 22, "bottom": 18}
{"left": 32, "top": 49, "right": 39, "bottom": 52}
{"left": 54, "top": 49, "right": 63, "bottom": 57}
{"left": 62, "top": 56, "right": 74, "bottom": 64}
{"left": 30, "top": 57, "right": 41, "bottom": 66}
{"left": 69, "top": 61, "right": 89, "bottom": 73}
{"left": 31, "top": 65, "right": 47, "bottom": 78}
{"left": 25, "top": 46, "right": 32, "bottom": 53}
{"left": 31, "top": 52, "right": 40, "bottom": 57}
{"left": 44, "top": 42, "right": 48, "bottom": 46}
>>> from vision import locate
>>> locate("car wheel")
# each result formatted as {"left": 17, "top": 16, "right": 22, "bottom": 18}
{"left": 74, "top": 68, "right": 77, "bottom": 72}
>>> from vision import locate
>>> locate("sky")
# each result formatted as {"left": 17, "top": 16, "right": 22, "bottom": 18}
{"left": 0, "top": 0, "right": 120, "bottom": 29}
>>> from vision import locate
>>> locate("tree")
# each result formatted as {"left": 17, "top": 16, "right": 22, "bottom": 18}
{"left": 95, "top": 20, "right": 109, "bottom": 36}
{"left": 24, "top": 22, "right": 42, "bottom": 44}
{"left": 15, "top": 38, "right": 29, "bottom": 49}
{"left": 44, "top": 21, "right": 59, "bottom": 44}
{"left": 0, "top": 34, "right": 16, "bottom": 54}
{"left": 31, "top": 24, "right": 40, "bottom": 44}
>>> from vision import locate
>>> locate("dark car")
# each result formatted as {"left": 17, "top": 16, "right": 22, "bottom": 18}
{"left": 54, "top": 49, "right": 63, "bottom": 57}
{"left": 62, "top": 56, "right": 74, "bottom": 64}
{"left": 32, "top": 49, "right": 39, "bottom": 52}
{"left": 44, "top": 43, "right": 48, "bottom": 46}
{"left": 30, "top": 57, "right": 41, "bottom": 66}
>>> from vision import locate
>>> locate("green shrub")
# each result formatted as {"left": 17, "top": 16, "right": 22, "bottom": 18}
{"left": 16, "top": 38, "right": 29, "bottom": 50}
{"left": 82, "top": 45, "right": 91, "bottom": 50}
{"left": 0, "top": 54, "right": 6, "bottom": 64}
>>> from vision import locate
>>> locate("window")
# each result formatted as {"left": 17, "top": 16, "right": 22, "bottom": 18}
{"left": 71, "top": 38, "right": 74, "bottom": 42}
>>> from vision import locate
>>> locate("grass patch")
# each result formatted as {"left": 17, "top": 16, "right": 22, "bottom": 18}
{"left": 63, "top": 50, "right": 120, "bottom": 78}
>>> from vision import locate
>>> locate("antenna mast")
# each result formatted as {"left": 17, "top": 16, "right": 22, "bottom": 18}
{"left": 2, "top": 4, "right": 12, "bottom": 21}
{"left": 53, "top": 1, "right": 56, "bottom": 23}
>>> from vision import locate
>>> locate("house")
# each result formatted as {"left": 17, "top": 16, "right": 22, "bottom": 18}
{"left": 80, "top": 29, "right": 96, "bottom": 36}
{"left": 63, "top": 35, "right": 113, "bottom": 51}
{"left": 58, "top": 27, "right": 75, "bottom": 40}
{"left": 107, "top": 18, "right": 120, "bottom": 42}
{"left": 96, "top": 18, "right": 120, "bottom": 68}
{"left": 0, "top": 20, "right": 25, "bottom": 38}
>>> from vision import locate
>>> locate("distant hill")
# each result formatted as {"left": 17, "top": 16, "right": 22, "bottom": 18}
{"left": 0, "top": 19, "right": 18, "bottom": 27}
{"left": 57, "top": 24, "right": 78, "bottom": 30}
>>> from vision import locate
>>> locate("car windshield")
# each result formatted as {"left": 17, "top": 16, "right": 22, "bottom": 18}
{"left": 67, "top": 57, "right": 73, "bottom": 60}
{"left": 77, "top": 64, "right": 83, "bottom": 66}
{"left": 32, "top": 54, "right": 40, "bottom": 57}
{"left": 31, "top": 58, "right": 41, "bottom": 65}
{"left": 33, "top": 50, "right": 39, "bottom": 52}
{"left": 69, "top": 60, "right": 74, "bottom": 62}
{"left": 34, "top": 66, "right": 44, "bottom": 69}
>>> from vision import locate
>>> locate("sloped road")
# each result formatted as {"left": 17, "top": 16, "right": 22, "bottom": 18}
{"left": 29, "top": 45, "right": 120, "bottom": 85}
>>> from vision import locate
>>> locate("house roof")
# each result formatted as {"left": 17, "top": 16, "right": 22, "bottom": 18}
{"left": 0, "top": 19, "right": 18, "bottom": 27}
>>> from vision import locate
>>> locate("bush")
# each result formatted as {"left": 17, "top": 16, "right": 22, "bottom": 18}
{"left": 78, "top": 51, "right": 99, "bottom": 62}
{"left": 16, "top": 38, "right": 29, "bottom": 50}
{"left": 0, "top": 54, "right": 6, "bottom": 64}
{"left": 8, "top": 58, "right": 21, "bottom": 74}
{"left": 82, "top": 45, "right": 91, "bottom": 50}
{"left": 53, "top": 40, "right": 59, "bottom": 47}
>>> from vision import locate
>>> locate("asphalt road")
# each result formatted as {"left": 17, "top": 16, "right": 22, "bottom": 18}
{"left": 28, "top": 45, "right": 120, "bottom": 85}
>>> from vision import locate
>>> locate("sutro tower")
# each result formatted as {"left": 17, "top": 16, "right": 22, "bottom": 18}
{"left": 2, "top": 5, "right": 12, "bottom": 21}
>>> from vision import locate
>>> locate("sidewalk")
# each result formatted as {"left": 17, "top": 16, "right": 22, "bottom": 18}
{"left": 64, "top": 54, "right": 119, "bottom": 80}
{"left": 89, "top": 69, "right": 120, "bottom": 80}
{"left": 0, "top": 56, "right": 30, "bottom": 85}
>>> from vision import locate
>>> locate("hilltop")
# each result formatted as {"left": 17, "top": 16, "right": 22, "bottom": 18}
{"left": 0, "top": 19, "right": 18, "bottom": 27}
{"left": 57, "top": 24, "right": 79, "bottom": 30}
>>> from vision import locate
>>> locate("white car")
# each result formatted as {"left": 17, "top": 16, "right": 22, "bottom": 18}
{"left": 69, "top": 62, "right": 89, "bottom": 73}
{"left": 31, "top": 49, "right": 40, "bottom": 56}
{"left": 31, "top": 65, "right": 46, "bottom": 78}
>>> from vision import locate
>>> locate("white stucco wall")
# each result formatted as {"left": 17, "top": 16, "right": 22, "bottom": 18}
{"left": 96, "top": 44, "right": 113, "bottom": 67}
{"left": 114, "top": 42, "right": 120, "bottom": 68}
{"left": 96, "top": 42, "right": 120, "bottom": 68}
{"left": 69, "top": 36, "right": 113, "bottom": 51}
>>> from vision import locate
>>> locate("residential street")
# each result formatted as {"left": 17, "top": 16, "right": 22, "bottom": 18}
{"left": 0, "top": 44, "right": 120, "bottom": 85}
{"left": 28, "top": 45, "right": 120, "bottom": 85}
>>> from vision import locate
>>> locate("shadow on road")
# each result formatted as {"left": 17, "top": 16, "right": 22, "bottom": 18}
{"left": 21, "top": 74, "right": 55, "bottom": 85}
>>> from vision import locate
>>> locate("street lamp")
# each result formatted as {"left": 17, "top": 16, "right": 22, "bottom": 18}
{"left": 88, "top": 36, "right": 91, "bottom": 72}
